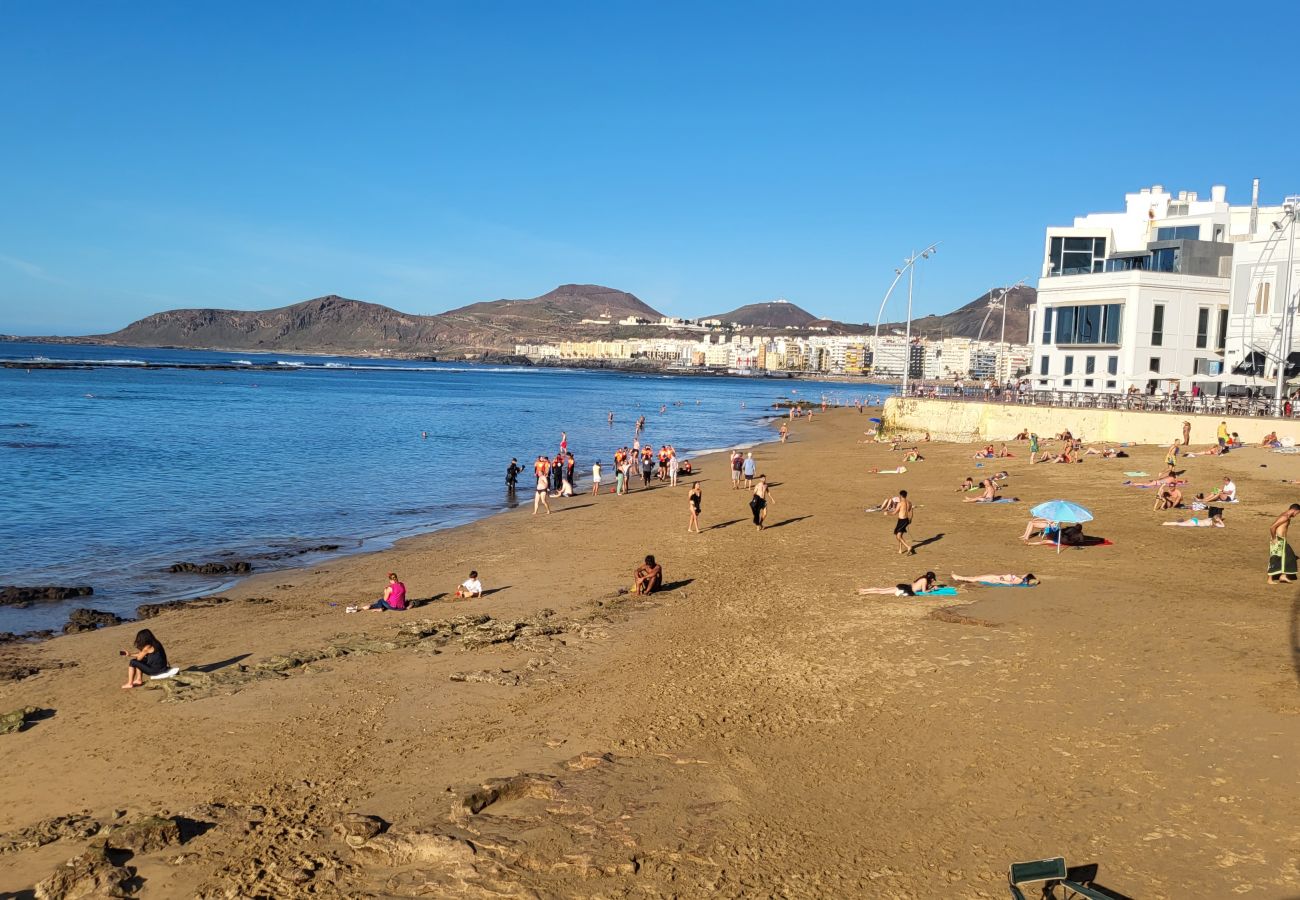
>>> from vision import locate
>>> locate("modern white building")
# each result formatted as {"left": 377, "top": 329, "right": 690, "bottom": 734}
{"left": 1223, "top": 199, "right": 1300, "bottom": 383}
{"left": 1029, "top": 183, "right": 1287, "bottom": 393}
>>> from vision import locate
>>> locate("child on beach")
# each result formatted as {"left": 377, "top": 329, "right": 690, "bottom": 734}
{"left": 455, "top": 571, "right": 483, "bottom": 598}
{"left": 633, "top": 555, "right": 663, "bottom": 594}
{"left": 121, "top": 628, "right": 171, "bottom": 689}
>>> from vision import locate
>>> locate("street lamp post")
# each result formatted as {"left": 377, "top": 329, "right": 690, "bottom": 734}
{"left": 873, "top": 242, "right": 940, "bottom": 394}
{"left": 1274, "top": 197, "right": 1299, "bottom": 410}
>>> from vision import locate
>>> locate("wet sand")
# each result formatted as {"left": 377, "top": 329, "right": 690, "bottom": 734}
{"left": 2, "top": 408, "right": 1299, "bottom": 898}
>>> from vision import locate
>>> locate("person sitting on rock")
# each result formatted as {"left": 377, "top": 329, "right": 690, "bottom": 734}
{"left": 633, "top": 555, "right": 663, "bottom": 595}
{"left": 122, "top": 628, "right": 170, "bottom": 689}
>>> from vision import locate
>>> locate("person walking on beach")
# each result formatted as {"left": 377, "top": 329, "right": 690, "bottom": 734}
{"left": 779, "top": 423, "right": 788, "bottom": 443}
{"left": 750, "top": 475, "right": 774, "bottom": 530}
{"left": 591, "top": 460, "right": 603, "bottom": 496}
{"left": 731, "top": 450, "right": 743, "bottom": 490}
{"left": 1028, "top": 432, "right": 1040, "bottom": 464}
{"left": 533, "top": 468, "right": 551, "bottom": 515}
{"left": 893, "top": 490, "right": 914, "bottom": 555}
{"left": 742, "top": 452, "right": 756, "bottom": 488}
{"left": 669, "top": 450, "right": 680, "bottom": 487}
{"left": 687, "top": 482, "right": 702, "bottom": 533}
{"left": 1268, "top": 504, "right": 1300, "bottom": 584}
{"left": 1182, "top": 420, "right": 1191, "bottom": 446}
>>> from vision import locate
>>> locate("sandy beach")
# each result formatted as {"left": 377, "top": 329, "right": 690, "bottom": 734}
{"left": 3, "top": 407, "right": 1299, "bottom": 898}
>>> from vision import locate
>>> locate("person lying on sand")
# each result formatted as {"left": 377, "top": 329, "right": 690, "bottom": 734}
{"left": 956, "top": 476, "right": 975, "bottom": 493}
{"left": 1124, "top": 474, "right": 1183, "bottom": 488}
{"left": 858, "top": 572, "right": 938, "bottom": 596}
{"left": 903, "top": 450, "right": 923, "bottom": 462}
{"left": 454, "top": 570, "right": 483, "bottom": 598}
{"left": 951, "top": 573, "right": 1039, "bottom": 586}
{"left": 1163, "top": 509, "right": 1224, "bottom": 527}
{"left": 1020, "top": 519, "right": 1084, "bottom": 544}
{"left": 633, "top": 555, "right": 663, "bottom": 595}
{"left": 1084, "top": 445, "right": 1126, "bottom": 458}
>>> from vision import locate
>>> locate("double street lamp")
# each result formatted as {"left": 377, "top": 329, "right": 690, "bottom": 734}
{"left": 873, "top": 242, "right": 940, "bottom": 396}
{"left": 1273, "top": 196, "right": 1299, "bottom": 410}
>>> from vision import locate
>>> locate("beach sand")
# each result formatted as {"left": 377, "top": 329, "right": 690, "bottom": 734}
{"left": 2, "top": 408, "right": 1299, "bottom": 898}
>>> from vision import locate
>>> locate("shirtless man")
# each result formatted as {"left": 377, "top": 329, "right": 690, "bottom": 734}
{"left": 633, "top": 555, "right": 663, "bottom": 595}
{"left": 963, "top": 479, "right": 999, "bottom": 503}
{"left": 1182, "top": 420, "right": 1191, "bottom": 446}
{"left": 779, "top": 423, "right": 789, "bottom": 443}
{"left": 1154, "top": 481, "right": 1183, "bottom": 510}
{"left": 893, "top": 490, "right": 915, "bottom": 555}
{"left": 1268, "top": 504, "right": 1300, "bottom": 584}
{"left": 951, "top": 572, "right": 1039, "bottom": 586}
{"left": 750, "top": 476, "right": 774, "bottom": 531}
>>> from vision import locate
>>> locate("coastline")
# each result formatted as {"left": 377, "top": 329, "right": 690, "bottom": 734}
{"left": 3, "top": 408, "right": 1299, "bottom": 897}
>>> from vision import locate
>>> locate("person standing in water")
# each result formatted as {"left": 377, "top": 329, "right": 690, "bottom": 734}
{"left": 608, "top": 411, "right": 614, "bottom": 427}
{"left": 893, "top": 489, "right": 915, "bottom": 555}
{"left": 750, "top": 475, "right": 774, "bottom": 530}
{"left": 687, "top": 482, "right": 702, "bottom": 533}
{"left": 505, "top": 458, "right": 521, "bottom": 490}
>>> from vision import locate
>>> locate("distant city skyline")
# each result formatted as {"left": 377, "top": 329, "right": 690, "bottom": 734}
{"left": 2, "top": 1, "right": 1297, "bottom": 334}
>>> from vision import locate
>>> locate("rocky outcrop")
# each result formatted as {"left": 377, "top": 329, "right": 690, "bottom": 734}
{"left": 62, "top": 609, "right": 126, "bottom": 634}
{"left": 136, "top": 595, "right": 234, "bottom": 619}
{"left": 1, "top": 706, "right": 41, "bottom": 734}
{"left": 100, "top": 815, "right": 181, "bottom": 855}
{"left": 33, "top": 844, "right": 132, "bottom": 899}
{"left": 168, "top": 561, "right": 252, "bottom": 575}
{"left": 0, "top": 586, "right": 93, "bottom": 607}
{"left": 0, "top": 813, "right": 99, "bottom": 854}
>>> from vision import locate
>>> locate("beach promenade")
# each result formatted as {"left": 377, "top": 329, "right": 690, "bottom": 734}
{"left": 2, "top": 408, "right": 1299, "bottom": 898}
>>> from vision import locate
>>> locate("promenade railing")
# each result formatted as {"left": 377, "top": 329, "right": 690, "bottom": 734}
{"left": 901, "top": 385, "right": 1299, "bottom": 419}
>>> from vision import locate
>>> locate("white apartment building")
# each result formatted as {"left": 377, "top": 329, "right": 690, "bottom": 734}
{"left": 1223, "top": 201, "right": 1300, "bottom": 381}
{"left": 1029, "top": 183, "right": 1286, "bottom": 393}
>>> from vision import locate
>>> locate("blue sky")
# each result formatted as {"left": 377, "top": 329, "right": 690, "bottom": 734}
{"left": 1, "top": 1, "right": 1297, "bottom": 334}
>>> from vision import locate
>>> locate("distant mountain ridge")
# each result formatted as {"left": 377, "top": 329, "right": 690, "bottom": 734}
{"left": 20, "top": 283, "right": 1038, "bottom": 355}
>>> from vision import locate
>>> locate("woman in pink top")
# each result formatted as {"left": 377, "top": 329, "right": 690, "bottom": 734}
{"left": 366, "top": 573, "right": 406, "bottom": 611}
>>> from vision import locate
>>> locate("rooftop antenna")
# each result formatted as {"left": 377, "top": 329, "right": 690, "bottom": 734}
{"left": 1250, "top": 178, "right": 1260, "bottom": 235}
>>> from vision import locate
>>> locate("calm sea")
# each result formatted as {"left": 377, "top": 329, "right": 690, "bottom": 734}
{"left": 0, "top": 340, "right": 891, "bottom": 632}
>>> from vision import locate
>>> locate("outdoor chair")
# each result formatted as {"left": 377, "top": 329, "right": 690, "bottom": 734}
{"left": 1008, "top": 856, "right": 1115, "bottom": 900}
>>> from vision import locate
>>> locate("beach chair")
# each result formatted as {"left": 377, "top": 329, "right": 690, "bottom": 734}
{"left": 1007, "top": 857, "right": 1114, "bottom": 899}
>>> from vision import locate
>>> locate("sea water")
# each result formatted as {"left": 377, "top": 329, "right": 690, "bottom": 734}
{"left": 0, "top": 340, "right": 892, "bottom": 631}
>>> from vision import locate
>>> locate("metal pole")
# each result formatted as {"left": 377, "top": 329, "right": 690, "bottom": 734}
{"left": 902, "top": 250, "right": 915, "bottom": 396}
{"left": 999, "top": 287, "right": 1008, "bottom": 384}
{"left": 1276, "top": 204, "right": 1298, "bottom": 409}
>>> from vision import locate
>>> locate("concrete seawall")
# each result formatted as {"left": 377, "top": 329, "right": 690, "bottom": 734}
{"left": 882, "top": 396, "right": 1292, "bottom": 445}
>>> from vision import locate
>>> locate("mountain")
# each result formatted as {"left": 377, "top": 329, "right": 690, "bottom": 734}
{"left": 877, "top": 286, "right": 1037, "bottom": 342}
{"left": 88, "top": 284, "right": 665, "bottom": 355}
{"left": 706, "top": 300, "right": 818, "bottom": 329}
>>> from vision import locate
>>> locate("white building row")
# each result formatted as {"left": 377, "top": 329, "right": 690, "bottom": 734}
{"left": 1029, "top": 182, "right": 1299, "bottom": 394}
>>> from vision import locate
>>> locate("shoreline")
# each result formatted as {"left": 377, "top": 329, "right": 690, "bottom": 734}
{"left": 3, "top": 406, "right": 1298, "bottom": 897}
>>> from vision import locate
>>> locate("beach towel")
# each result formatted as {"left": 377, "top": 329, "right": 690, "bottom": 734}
{"left": 989, "top": 497, "right": 1021, "bottom": 504}
{"left": 150, "top": 666, "right": 181, "bottom": 681}
{"left": 977, "top": 582, "right": 1036, "bottom": 588}
{"left": 1124, "top": 471, "right": 1149, "bottom": 477}
{"left": 1273, "top": 448, "right": 1300, "bottom": 454}
{"left": 873, "top": 467, "right": 907, "bottom": 474}
{"left": 915, "top": 586, "right": 959, "bottom": 596}
{"left": 1038, "top": 538, "right": 1114, "bottom": 550}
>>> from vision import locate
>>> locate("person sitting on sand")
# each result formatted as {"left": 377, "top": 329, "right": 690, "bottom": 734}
{"left": 1014, "top": 429, "right": 1029, "bottom": 441}
{"left": 1163, "top": 509, "right": 1224, "bottom": 527}
{"left": 858, "top": 572, "right": 938, "bottom": 597}
{"left": 363, "top": 572, "right": 407, "bottom": 611}
{"left": 996, "top": 443, "right": 1010, "bottom": 458}
{"left": 963, "top": 479, "right": 999, "bottom": 503}
{"left": 903, "top": 449, "right": 923, "bottom": 463}
{"left": 874, "top": 494, "right": 902, "bottom": 514}
{"left": 454, "top": 570, "right": 483, "bottom": 599}
{"left": 633, "top": 555, "right": 663, "bottom": 595}
{"left": 1262, "top": 431, "right": 1280, "bottom": 447}
{"left": 1154, "top": 481, "right": 1183, "bottom": 511}
{"left": 1020, "top": 519, "right": 1080, "bottom": 544}
{"left": 951, "top": 573, "right": 1039, "bottom": 586}
{"left": 122, "top": 628, "right": 170, "bottom": 689}
{"left": 956, "top": 476, "right": 975, "bottom": 493}
{"left": 971, "top": 445, "right": 995, "bottom": 459}
{"left": 1197, "top": 476, "right": 1237, "bottom": 504}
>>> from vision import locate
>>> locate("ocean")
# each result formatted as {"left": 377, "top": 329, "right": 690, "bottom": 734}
{"left": 0, "top": 340, "right": 892, "bottom": 633}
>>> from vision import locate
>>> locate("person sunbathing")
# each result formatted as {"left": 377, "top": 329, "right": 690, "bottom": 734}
{"left": 1162, "top": 510, "right": 1224, "bottom": 527}
{"left": 951, "top": 572, "right": 1039, "bottom": 586}
{"left": 858, "top": 572, "right": 938, "bottom": 596}
{"left": 1125, "top": 474, "right": 1182, "bottom": 488}
{"left": 956, "top": 476, "right": 975, "bottom": 493}
{"left": 903, "top": 449, "right": 923, "bottom": 462}
{"left": 963, "top": 479, "right": 1000, "bottom": 502}
{"left": 1021, "top": 520, "right": 1083, "bottom": 544}
{"left": 1262, "top": 431, "right": 1280, "bottom": 447}
{"left": 971, "top": 445, "right": 996, "bottom": 459}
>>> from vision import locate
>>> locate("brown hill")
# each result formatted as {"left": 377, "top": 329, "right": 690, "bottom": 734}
{"left": 877, "top": 286, "right": 1037, "bottom": 341}
{"left": 706, "top": 300, "right": 818, "bottom": 329}
{"left": 87, "top": 285, "right": 665, "bottom": 355}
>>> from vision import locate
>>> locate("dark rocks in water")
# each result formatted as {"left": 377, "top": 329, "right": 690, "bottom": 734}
{"left": 136, "top": 595, "right": 234, "bottom": 619}
{"left": 256, "top": 544, "right": 340, "bottom": 561}
{"left": 0, "top": 585, "right": 93, "bottom": 607}
{"left": 33, "top": 843, "right": 132, "bottom": 899}
{"left": 168, "top": 560, "right": 252, "bottom": 575}
{"left": 62, "top": 608, "right": 126, "bottom": 634}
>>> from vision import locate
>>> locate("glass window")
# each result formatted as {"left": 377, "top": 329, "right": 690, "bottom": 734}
{"left": 1156, "top": 225, "right": 1200, "bottom": 241}
{"left": 1103, "top": 303, "right": 1122, "bottom": 343}
{"left": 1064, "top": 356, "right": 1074, "bottom": 375}
{"left": 1076, "top": 306, "right": 1101, "bottom": 343}
{"left": 1049, "top": 235, "right": 1106, "bottom": 275}
{"left": 1149, "top": 356, "right": 1160, "bottom": 373}
{"left": 1085, "top": 356, "right": 1096, "bottom": 374}
{"left": 1055, "top": 307, "right": 1076, "bottom": 344}
{"left": 1063, "top": 379, "right": 1073, "bottom": 386}
{"left": 1255, "top": 282, "right": 1272, "bottom": 315}
{"left": 1151, "top": 304, "right": 1164, "bottom": 346}
{"left": 1151, "top": 247, "right": 1178, "bottom": 272}
{"left": 1106, "top": 380, "right": 1117, "bottom": 388}
{"left": 1039, "top": 355, "right": 1049, "bottom": 376}
{"left": 1084, "top": 378, "right": 1094, "bottom": 387}
{"left": 1216, "top": 308, "right": 1228, "bottom": 351}
{"left": 1196, "top": 308, "right": 1209, "bottom": 348}
{"left": 1108, "top": 356, "right": 1118, "bottom": 375}
{"left": 1042, "top": 308, "right": 1054, "bottom": 344}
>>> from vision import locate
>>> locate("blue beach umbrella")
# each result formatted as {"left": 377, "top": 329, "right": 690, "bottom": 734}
{"left": 1030, "top": 499, "right": 1094, "bottom": 554}
{"left": 868, "top": 417, "right": 882, "bottom": 423}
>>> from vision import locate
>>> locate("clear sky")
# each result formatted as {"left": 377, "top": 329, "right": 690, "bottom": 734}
{"left": 2, "top": 1, "right": 1297, "bottom": 334}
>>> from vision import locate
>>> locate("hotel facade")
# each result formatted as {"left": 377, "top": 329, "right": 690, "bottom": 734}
{"left": 1029, "top": 183, "right": 1295, "bottom": 394}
